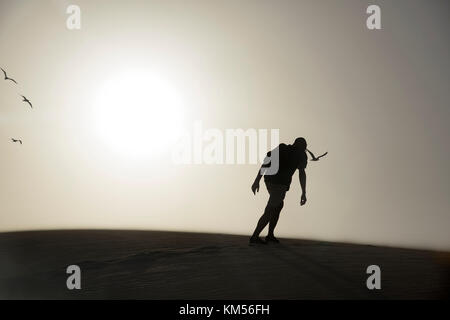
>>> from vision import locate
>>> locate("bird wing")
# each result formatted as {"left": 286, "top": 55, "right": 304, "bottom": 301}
{"left": 8, "top": 78, "right": 17, "bottom": 84}
{"left": 1, "top": 68, "right": 6, "bottom": 78}
{"left": 27, "top": 101, "right": 32, "bottom": 108}
{"left": 317, "top": 152, "right": 328, "bottom": 159}
{"left": 306, "top": 149, "right": 317, "bottom": 160}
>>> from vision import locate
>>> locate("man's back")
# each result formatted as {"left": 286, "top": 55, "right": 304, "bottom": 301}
{"left": 264, "top": 143, "right": 307, "bottom": 189}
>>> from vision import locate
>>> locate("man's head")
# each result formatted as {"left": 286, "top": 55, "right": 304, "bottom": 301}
{"left": 293, "top": 137, "right": 307, "bottom": 151}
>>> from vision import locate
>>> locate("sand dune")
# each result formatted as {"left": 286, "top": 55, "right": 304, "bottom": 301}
{"left": 0, "top": 230, "right": 448, "bottom": 299}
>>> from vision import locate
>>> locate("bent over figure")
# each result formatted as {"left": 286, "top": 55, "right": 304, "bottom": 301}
{"left": 250, "top": 137, "right": 308, "bottom": 245}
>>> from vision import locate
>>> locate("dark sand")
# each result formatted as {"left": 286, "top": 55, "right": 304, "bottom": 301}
{"left": 0, "top": 230, "right": 448, "bottom": 299}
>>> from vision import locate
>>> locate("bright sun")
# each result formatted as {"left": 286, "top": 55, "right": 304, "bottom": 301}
{"left": 93, "top": 70, "right": 184, "bottom": 158}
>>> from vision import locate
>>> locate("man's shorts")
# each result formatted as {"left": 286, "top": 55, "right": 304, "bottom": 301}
{"left": 265, "top": 182, "right": 288, "bottom": 207}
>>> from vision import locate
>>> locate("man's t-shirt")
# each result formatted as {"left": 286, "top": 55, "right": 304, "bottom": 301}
{"left": 263, "top": 143, "right": 307, "bottom": 190}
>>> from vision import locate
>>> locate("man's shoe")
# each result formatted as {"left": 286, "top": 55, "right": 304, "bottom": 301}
{"left": 265, "top": 235, "right": 280, "bottom": 243}
{"left": 249, "top": 236, "right": 267, "bottom": 245}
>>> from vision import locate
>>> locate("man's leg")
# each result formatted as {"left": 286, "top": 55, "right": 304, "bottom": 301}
{"left": 252, "top": 184, "right": 285, "bottom": 238}
{"left": 268, "top": 201, "right": 284, "bottom": 237}
{"left": 251, "top": 203, "right": 275, "bottom": 238}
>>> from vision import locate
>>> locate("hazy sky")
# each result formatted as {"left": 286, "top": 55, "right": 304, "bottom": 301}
{"left": 1, "top": 0, "right": 449, "bottom": 250}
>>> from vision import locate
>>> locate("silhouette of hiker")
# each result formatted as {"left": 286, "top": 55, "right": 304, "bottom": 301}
{"left": 250, "top": 137, "right": 308, "bottom": 245}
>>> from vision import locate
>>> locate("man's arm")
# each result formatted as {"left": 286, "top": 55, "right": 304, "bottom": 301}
{"left": 251, "top": 155, "right": 270, "bottom": 195}
{"left": 251, "top": 164, "right": 267, "bottom": 194}
{"left": 299, "top": 168, "right": 307, "bottom": 205}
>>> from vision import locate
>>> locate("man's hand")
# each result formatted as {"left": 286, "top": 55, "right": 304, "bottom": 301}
{"left": 300, "top": 193, "right": 307, "bottom": 206}
{"left": 251, "top": 180, "right": 260, "bottom": 195}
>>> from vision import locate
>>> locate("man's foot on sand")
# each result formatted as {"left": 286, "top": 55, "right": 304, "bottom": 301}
{"left": 265, "top": 235, "right": 280, "bottom": 243}
{"left": 249, "top": 236, "right": 267, "bottom": 245}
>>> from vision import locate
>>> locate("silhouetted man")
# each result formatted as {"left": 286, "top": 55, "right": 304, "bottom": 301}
{"left": 250, "top": 137, "right": 308, "bottom": 245}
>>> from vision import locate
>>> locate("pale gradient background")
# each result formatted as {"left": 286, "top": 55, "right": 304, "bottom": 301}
{"left": 0, "top": 0, "right": 449, "bottom": 250}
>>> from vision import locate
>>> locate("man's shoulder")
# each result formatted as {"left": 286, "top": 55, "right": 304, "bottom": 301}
{"left": 276, "top": 143, "right": 289, "bottom": 153}
{"left": 266, "top": 143, "right": 287, "bottom": 157}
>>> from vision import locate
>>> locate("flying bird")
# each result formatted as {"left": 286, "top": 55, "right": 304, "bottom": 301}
{"left": 306, "top": 148, "right": 328, "bottom": 161}
{"left": 1, "top": 68, "right": 18, "bottom": 84}
{"left": 21, "top": 95, "right": 33, "bottom": 108}
{"left": 11, "top": 138, "right": 23, "bottom": 145}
